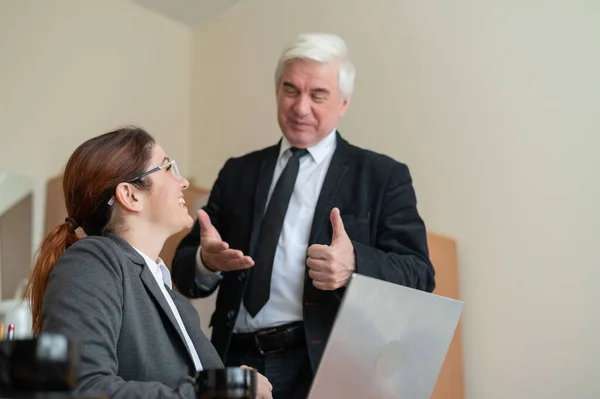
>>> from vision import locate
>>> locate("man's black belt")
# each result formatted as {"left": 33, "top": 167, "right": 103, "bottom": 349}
{"left": 229, "top": 322, "right": 305, "bottom": 355}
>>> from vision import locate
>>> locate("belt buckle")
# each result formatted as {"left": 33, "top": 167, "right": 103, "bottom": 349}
{"left": 254, "top": 328, "right": 283, "bottom": 356}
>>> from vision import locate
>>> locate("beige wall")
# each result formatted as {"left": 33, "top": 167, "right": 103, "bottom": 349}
{"left": 0, "top": 0, "right": 192, "bottom": 248}
{"left": 191, "top": 1, "right": 600, "bottom": 398}
{"left": 1, "top": 0, "right": 598, "bottom": 397}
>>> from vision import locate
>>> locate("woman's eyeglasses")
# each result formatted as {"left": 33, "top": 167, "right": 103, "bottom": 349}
{"left": 128, "top": 159, "right": 181, "bottom": 183}
{"left": 108, "top": 160, "right": 181, "bottom": 205}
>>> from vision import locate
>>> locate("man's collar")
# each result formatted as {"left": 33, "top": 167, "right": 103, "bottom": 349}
{"left": 279, "top": 128, "right": 337, "bottom": 164}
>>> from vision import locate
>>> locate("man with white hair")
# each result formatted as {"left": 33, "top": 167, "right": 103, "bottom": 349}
{"left": 173, "top": 33, "right": 435, "bottom": 398}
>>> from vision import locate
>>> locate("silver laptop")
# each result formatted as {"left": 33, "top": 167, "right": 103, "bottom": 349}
{"left": 308, "top": 274, "right": 464, "bottom": 399}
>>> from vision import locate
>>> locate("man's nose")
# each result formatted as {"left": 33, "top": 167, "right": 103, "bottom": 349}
{"left": 293, "top": 96, "right": 310, "bottom": 117}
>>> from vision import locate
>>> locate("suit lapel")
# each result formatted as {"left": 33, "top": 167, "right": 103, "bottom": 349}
{"left": 138, "top": 267, "right": 196, "bottom": 367}
{"left": 248, "top": 142, "right": 281, "bottom": 259}
{"left": 105, "top": 234, "right": 197, "bottom": 368}
{"left": 169, "top": 292, "right": 224, "bottom": 368}
{"left": 308, "top": 133, "right": 350, "bottom": 245}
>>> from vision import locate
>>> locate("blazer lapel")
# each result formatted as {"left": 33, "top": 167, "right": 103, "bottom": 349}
{"left": 105, "top": 234, "right": 197, "bottom": 368}
{"left": 248, "top": 142, "right": 281, "bottom": 259}
{"left": 308, "top": 132, "right": 350, "bottom": 245}
{"left": 138, "top": 267, "right": 196, "bottom": 366}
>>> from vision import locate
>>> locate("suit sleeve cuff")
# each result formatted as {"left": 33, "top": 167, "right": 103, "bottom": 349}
{"left": 196, "top": 247, "right": 223, "bottom": 278}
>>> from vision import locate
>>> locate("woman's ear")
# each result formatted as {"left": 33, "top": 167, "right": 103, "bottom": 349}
{"left": 114, "top": 183, "right": 144, "bottom": 213}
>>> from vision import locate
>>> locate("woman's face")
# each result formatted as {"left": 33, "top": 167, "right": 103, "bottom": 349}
{"left": 143, "top": 144, "right": 193, "bottom": 235}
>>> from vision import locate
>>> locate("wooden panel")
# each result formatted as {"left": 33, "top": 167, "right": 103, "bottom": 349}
{"left": 44, "top": 175, "right": 67, "bottom": 236}
{"left": 0, "top": 194, "right": 32, "bottom": 299}
{"left": 429, "top": 232, "right": 465, "bottom": 399}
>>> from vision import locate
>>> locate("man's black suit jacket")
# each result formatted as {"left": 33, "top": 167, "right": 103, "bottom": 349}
{"left": 172, "top": 133, "right": 435, "bottom": 372}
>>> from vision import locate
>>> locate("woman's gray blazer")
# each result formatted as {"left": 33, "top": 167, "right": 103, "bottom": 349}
{"left": 42, "top": 233, "right": 223, "bottom": 398}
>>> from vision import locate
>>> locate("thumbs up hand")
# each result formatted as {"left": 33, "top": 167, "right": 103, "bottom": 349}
{"left": 198, "top": 209, "right": 254, "bottom": 272}
{"left": 306, "top": 208, "right": 356, "bottom": 290}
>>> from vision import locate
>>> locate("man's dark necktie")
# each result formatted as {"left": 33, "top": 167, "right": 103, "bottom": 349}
{"left": 244, "top": 147, "right": 309, "bottom": 317}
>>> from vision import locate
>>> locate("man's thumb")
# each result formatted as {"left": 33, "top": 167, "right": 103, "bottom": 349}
{"left": 330, "top": 208, "right": 347, "bottom": 243}
{"left": 197, "top": 209, "right": 216, "bottom": 236}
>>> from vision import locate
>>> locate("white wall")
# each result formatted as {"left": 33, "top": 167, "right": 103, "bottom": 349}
{"left": 191, "top": 0, "right": 600, "bottom": 398}
{"left": 0, "top": 0, "right": 192, "bottom": 248}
